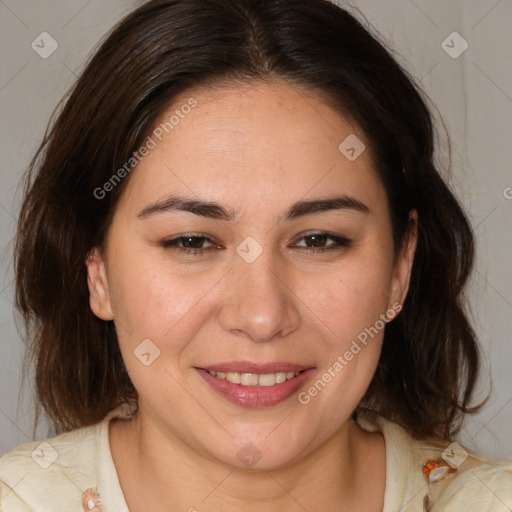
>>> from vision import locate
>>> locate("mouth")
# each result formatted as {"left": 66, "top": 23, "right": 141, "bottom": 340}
{"left": 204, "top": 369, "right": 307, "bottom": 387}
{"left": 194, "top": 363, "right": 315, "bottom": 408}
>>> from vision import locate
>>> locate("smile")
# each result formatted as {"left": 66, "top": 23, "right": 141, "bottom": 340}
{"left": 206, "top": 370, "right": 304, "bottom": 386}
{"left": 196, "top": 366, "right": 315, "bottom": 408}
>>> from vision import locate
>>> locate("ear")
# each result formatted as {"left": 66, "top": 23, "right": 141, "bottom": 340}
{"left": 388, "top": 209, "right": 418, "bottom": 313}
{"left": 85, "top": 246, "right": 114, "bottom": 321}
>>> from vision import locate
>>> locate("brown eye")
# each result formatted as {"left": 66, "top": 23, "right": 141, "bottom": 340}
{"left": 161, "top": 234, "right": 217, "bottom": 256}
{"left": 293, "top": 232, "right": 352, "bottom": 252}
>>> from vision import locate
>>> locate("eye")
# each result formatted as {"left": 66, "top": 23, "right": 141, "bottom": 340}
{"left": 161, "top": 234, "right": 218, "bottom": 256}
{"left": 292, "top": 232, "right": 352, "bottom": 253}
{"left": 160, "top": 231, "right": 352, "bottom": 257}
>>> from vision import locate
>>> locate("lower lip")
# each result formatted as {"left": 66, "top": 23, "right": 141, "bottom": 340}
{"left": 196, "top": 368, "right": 315, "bottom": 408}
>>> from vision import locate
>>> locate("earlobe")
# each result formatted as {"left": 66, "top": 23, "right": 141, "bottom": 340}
{"left": 85, "top": 247, "right": 114, "bottom": 321}
{"left": 389, "top": 209, "right": 418, "bottom": 312}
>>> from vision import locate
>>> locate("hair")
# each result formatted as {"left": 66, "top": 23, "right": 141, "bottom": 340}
{"left": 15, "top": 0, "right": 487, "bottom": 439}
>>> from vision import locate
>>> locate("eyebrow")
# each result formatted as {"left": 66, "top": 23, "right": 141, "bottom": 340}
{"left": 137, "top": 193, "right": 369, "bottom": 222}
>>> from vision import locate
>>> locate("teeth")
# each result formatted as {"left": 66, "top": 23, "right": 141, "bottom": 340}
{"left": 207, "top": 370, "right": 301, "bottom": 386}
{"left": 240, "top": 373, "right": 259, "bottom": 386}
{"left": 226, "top": 372, "right": 240, "bottom": 384}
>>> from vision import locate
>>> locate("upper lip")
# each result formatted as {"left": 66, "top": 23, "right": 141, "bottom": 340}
{"left": 198, "top": 361, "right": 314, "bottom": 374}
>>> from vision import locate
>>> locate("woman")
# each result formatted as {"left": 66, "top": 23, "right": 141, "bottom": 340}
{"left": 1, "top": 0, "right": 511, "bottom": 510}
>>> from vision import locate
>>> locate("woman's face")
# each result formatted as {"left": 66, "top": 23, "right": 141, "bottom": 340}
{"left": 87, "top": 80, "right": 416, "bottom": 470}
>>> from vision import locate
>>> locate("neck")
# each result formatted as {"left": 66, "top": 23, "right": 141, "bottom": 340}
{"left": 110, "top": 406, "right": 384, "bottom": 512}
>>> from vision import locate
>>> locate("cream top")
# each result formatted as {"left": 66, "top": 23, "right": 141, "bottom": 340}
{"left": 1, "top": 403, "right": 512, "bottom": 511}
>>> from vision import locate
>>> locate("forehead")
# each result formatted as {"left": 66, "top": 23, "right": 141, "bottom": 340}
{"left": 116, "top": 79, "right": 386, "bottom": 216}
{"left": 163, "top": 79, "right": 358, "bottom": 158}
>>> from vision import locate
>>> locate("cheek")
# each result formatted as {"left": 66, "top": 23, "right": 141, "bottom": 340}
{"left": 109, "top": 233, "right": 394, "bottom": 350}
{"left": 298, "top": 248, "right": 392, "bottom": 410}
{"left": 311, "top": 252, "right": 393, "bottom": 344}
{"left": 108, "top": 243, "right": 203, "bottom": 333}
{"left": 109, "top": 262, "right": 207, "bottom": 409}
{"left": 298, "top": 265, "right": 389, "bottom": 421}
{"left": 107, "top": 248, "right": 224, "bottom": 373}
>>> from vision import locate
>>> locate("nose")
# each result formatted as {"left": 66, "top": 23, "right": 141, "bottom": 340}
{"left": 217, "top": 247, "right": 301, "bottom": 343}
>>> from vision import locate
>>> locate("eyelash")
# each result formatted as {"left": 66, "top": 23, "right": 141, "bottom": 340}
{"left": 160, "top": 232, "right": 352, "bottom": 256}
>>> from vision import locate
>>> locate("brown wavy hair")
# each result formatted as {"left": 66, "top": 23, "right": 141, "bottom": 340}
{"left": 15, "top": 0, "right": 486, "bottom": 438}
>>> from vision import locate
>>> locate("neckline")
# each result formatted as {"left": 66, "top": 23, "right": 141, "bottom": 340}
{"left": 96, "top": 403, "right": 135, "bottom": 511}
{"left": 96, "top": 403, "right": 413, "bottom": 512}
{"left": 355, "top": 410, "right": 416, "bottom": 512}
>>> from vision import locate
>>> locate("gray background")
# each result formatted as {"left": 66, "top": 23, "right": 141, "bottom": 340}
{"left": 0, "top": 0, "right": 511, "bottom": 457}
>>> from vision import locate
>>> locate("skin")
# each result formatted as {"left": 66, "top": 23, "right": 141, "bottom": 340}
{"left": 86, "top": 79, "right": 418, "bottom": 511}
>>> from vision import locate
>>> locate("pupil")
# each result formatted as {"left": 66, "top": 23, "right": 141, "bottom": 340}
{"left": 308, "top": 235, "right": 327, "bottom": 247}
{"left": 184, "top": 236, "right": 203, "bottom": 248}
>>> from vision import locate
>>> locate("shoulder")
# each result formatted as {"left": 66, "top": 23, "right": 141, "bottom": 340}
{"left": 355, "top": 409, "right": 512, "bottom": 511}
{"left": 0, "top": 423, "right": 100, "bottom": 511}
{"left": 397, "top": 424, "right": 512, "bottom": 511}
{"left": 424, "top": 445, "right": 512, "bottom": 511}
